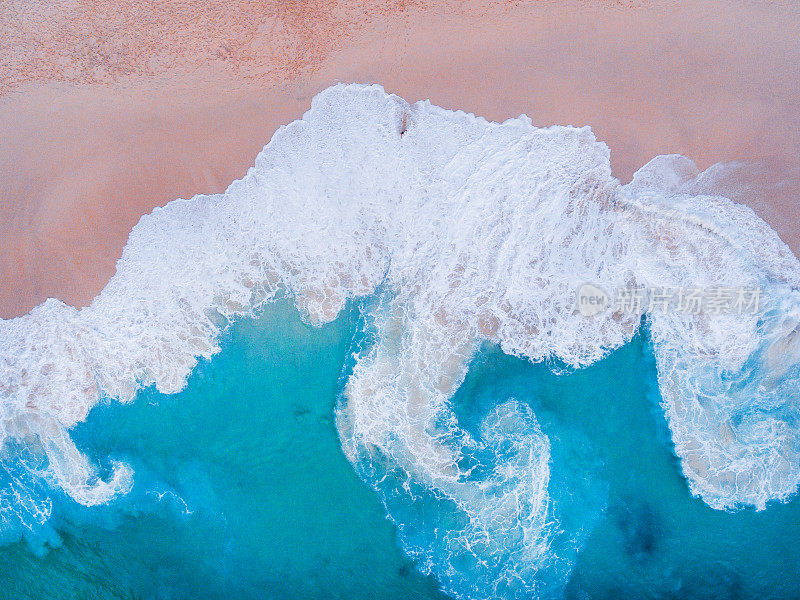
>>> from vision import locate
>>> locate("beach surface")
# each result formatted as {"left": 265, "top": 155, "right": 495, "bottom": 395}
{"left": 2, "top": 0, "right": 799, "bottom": 318}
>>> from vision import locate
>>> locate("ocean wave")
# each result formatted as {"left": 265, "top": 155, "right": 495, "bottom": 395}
{"left": 1, "top": 83, "right": 799, "bottom": 596}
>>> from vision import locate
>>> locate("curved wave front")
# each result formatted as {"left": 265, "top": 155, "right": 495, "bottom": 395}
{"left": 2, "top": 83, "right": 800, "bottom": 597}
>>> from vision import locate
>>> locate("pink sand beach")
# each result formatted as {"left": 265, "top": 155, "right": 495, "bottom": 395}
{"left": 2, "top": 0, "right": 798, "bottom": 317}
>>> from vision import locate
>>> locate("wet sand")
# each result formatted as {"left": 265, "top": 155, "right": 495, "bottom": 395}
{"left": 1, "top": 0, "right": 799, "bottom": 317}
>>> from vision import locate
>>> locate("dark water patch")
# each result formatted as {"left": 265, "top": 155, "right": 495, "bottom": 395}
{"left": 611, "top": 496, "right": 662, "bottom": 561}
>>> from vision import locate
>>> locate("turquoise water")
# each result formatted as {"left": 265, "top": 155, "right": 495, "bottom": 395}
{"left": 2, "top": 300, "right": 800, "bottom": 599}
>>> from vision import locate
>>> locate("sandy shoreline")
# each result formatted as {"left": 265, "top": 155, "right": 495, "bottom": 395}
{"left": 2, "top": 0, "right": 799, "bottom": 318}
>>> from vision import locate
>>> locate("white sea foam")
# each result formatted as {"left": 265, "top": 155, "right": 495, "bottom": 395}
{"left": 1, "top": 83, "right": 799, "bottom": 593}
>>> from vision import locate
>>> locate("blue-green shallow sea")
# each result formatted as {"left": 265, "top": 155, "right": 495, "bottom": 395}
{"left": 2, "top": 300, "right": 800, "bottom": 599}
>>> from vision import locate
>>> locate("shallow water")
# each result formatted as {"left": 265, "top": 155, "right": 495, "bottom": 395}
{"left": 0, "top": 302, "right": 445, "bottom": 599}
{"left": 456, "top": 330, "right": 800, "bottom": 599}
{"left": 2, "top": 300, "right": 799, "bottom": 599}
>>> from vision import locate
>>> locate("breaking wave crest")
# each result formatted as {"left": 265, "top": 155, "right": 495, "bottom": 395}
{"left": 2, "top": 84, "right": 800, "bottom": 596}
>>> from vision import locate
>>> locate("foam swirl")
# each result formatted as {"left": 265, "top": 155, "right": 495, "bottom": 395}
{"left": 1, "top": 84, "right": 799, "bottom": 595}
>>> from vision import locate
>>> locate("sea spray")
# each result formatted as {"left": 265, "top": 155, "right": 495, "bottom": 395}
{"left": 2, "top": 83, "right": 800, "bottom": 597}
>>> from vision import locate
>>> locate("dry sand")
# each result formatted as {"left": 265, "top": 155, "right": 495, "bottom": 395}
{"left": 1, "top": 0, "right": 799, "bottom": 317}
